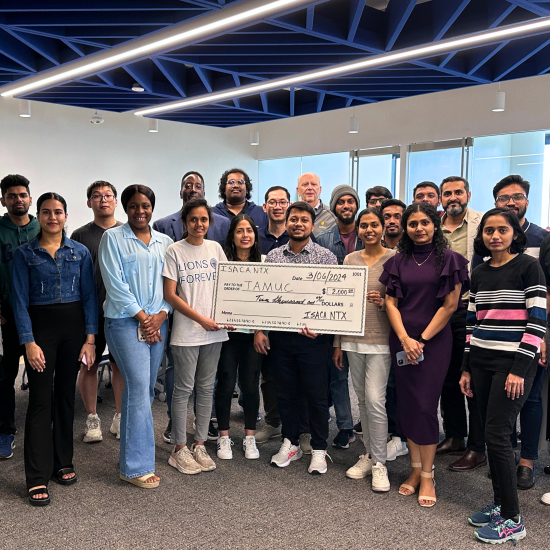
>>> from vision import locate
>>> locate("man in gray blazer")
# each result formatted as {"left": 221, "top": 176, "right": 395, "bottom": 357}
{"left": 153, "top": 171, "right": 230, "bottom": 247}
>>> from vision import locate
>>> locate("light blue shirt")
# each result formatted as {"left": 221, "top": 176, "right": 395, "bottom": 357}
{"left": 99, "top": 223, "right": 173, "bottom": 319}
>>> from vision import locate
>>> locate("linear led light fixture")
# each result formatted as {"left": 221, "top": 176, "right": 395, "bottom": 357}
{"left": 0, "top": 0, "right": 314, "bottom": 98}
{"left": 135, "top": 16, "right": 550, "bottom": 117}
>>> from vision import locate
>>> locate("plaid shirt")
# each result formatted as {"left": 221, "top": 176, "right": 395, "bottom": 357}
{"left": 265, "top": 239, "right": 337, "bottom": 265}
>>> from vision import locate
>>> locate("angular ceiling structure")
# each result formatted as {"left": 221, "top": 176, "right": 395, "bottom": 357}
{"left": 1, "top": 0, "right": 550, "bottom": 127}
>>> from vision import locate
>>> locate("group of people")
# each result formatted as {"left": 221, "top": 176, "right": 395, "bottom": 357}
{"left": 0, "top": 167, "right": 549, "bottom": 545}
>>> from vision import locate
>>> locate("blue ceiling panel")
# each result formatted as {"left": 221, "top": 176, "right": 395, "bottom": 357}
{"left": 1, "top": 0, "right": 550, "bottom": 126}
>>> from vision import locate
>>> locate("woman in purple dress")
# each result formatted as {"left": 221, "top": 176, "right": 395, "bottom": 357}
{"left": 380, "top": 203, "right": 469, "bottom": 507}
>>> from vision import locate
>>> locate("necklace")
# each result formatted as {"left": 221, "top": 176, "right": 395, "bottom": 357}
{"left": 412, "top": 248, "right": 434, "bottom": 267}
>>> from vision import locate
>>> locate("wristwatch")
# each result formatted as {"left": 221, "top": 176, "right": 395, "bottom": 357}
{"left": 417, "top": 335, "right": 428, "bottom": 345}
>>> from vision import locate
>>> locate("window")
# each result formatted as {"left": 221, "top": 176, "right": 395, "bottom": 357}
{"left": 355, "top": 146, "right": 400, "bottom": 204}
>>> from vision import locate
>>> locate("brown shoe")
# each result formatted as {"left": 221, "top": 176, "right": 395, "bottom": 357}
{"left": 448, "top": 450, "right": 487, "bottom": 472}
{"left": 436, "top": 437, "right": 466, "bottom": 455}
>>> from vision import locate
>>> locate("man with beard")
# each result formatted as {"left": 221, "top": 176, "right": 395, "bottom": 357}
{"left": 153, "top": 170, "right": 230, "bottom": 444}
{"left": 469, "top": 175, "right": 548, "bottom": 489}
{"left": 213, "top": 168, "right": 266, "bottom": 229}
{"left": 435, "top": 177, "right": 485, "bottom": 473}
{"left": 316, "top": 185, "right": 362, "bottom": 448}
{"left": 266, "top": 202, "right": 337, "bottom": 475}
{"left": 0, "top": 174, "right": 40, "bottom": 459}
{"left": 153, "top": 171, "right": 230, "bottom": 247}
{"left": 380, "top": 199, "right": 406, "bottom": 249}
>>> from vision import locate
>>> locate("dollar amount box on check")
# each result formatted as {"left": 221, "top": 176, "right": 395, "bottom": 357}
{"left": 213, "top": 262, "right": 368, "bottom": 335}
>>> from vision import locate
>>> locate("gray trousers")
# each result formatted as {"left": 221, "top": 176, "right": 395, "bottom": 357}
{"left": 171, "top": 343, "right": 222, "bottom": 446}
{"left": 348, "top": 352, "right": 391, "bottom": 464}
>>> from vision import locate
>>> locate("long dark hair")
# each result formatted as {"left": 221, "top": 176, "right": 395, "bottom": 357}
{"left": 36, "top": 192, "right": 68, "bottom": 239}
{"left": 473, "top": 207, "right": 527, "bottom": 257}
{"left": 224, "top": 214, "right": 262, "bottom": 262}
{"left": 397, "top": 203, "right": 448, "bottom": 274}
{"left": 181, "top": 198, "right": 213, "bottom": 240}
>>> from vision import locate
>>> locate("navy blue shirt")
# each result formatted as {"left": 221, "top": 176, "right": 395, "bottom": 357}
{"left": 258, "top": 226, "right": 289, "bottom": 255}
{"left": 213, "top": 200, "right": 267, "bottom": 229}
{"left": 12, "top": 234, "right": 98, "bottom": 344}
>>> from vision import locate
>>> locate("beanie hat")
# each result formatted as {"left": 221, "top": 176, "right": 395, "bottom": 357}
{"left": 330, "top": 185, "right": 360, "bottom": 214}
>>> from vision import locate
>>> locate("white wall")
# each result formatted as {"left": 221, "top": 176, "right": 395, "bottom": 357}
{"left": 0, "top": 98, "right": 258, "bottom": 233}
{"left": 246, "top": 74, "right": 550, "bottom": 161}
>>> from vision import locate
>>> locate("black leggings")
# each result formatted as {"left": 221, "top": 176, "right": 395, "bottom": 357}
{"left": 215, "top": 332, "right": 261, "bottom": 432}
{"left": 471, "top": 365, "right": 534, "bottom": 520}
{"left": 24, "top": 303, "right": 85, "bottom": 489}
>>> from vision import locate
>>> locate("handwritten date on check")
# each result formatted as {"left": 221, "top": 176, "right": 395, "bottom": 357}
{"left": 212, "top": 262, "right": 368, "bottom": 335}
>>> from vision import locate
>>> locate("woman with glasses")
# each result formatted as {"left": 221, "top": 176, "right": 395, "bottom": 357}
{"left": 459, "top": 208, "right": 546, "bottom": 544}
{"left": 12, "top": 192, "right": 97, "bottom": 506}
{"left": 99, "top": 184, "right": 172, "bottom": 489}
{"left": 380, "top": 203, "right": 469, "bottom": 507}
{"left": 215, "top": 214, "right": 263, "bottom": 460}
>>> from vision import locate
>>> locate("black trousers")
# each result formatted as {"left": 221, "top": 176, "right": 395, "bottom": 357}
{"left": 386, "top": 362, "right": 404, "bottom": 440}
{"left": 0, "top": 303, "right": 25, "bottom": 435}
{"left": 270, "top": 332, "right": 329, "bottom": 450}
{"left": 441, "top": 308, "right": 485, "bottom": 452}
{"left": 471, "top": 365, "right": 534, "bottom": 519}
{"left": 24, "top": 303, "right": 85, "bottom": 489}
{"left": 215, "top": 333, "right": 262, "bottom": 431}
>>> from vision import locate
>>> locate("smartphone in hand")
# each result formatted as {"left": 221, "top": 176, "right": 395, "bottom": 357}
{"left": 396, "top": 350, "right": 425, "bottom": 366}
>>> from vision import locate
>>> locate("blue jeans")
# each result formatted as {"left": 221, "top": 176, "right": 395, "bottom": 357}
{"left": 329, "top": 351, "right": 353, "bottom": 431}
{"left": 514, "top": 363, "right": 547, "bottom": 461}
{"left": 105, "top": 317, "right": 167, "bottom": 479}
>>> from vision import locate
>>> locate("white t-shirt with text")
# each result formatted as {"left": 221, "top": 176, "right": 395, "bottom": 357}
{"left": 162, "top": 239, "right": 228, "bottom": 346}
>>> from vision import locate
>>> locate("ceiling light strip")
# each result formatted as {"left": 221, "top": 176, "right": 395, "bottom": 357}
{"left": 0, "top": 0, "right": 313, "bottom": 98}
{"left": 135, "top": 16, "right": 550, "bottom": 117}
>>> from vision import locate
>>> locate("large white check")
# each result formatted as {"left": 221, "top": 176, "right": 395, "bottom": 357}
{"left": 213, "top": 262, "right": 368, "bottom": 335}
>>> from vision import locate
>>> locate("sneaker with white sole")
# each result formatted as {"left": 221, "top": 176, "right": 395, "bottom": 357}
{"left": 271, "top": 438, "right": 302, "bottom": 468}
{"left": 217, "top": 436, "right": 234, "bottom": 460}
{"left": 255, "top": 424, "right": 282, "bottom": 443}
{"left": 83, "top": 414, "right": 103, "bottom": 443}
{"left": 109, "top": 413, "right": 121, "bottom": 440}
{"left": 387, "top": 436, "right": 408, "bottom": 461}
{"left": 542, "top": 492, "right": 550, "bottom": 506}
{"left": 168, "top": 446, "right": 202, "bottom": 474}
{"left": 346, "top": 454, "right": 373, "bottom": 479}
{"left": 0, "top": 434, "right": 15, "bottom": 460}
{"left": 371, "top": 462, "right": 391, "bottom": 492}
{"left": 192, "top": 443, "right": 216, "bottom": 471}
{"left": 243, "top": 436, "right": 260, "bottom": 459}
{"left": 308, "top": 449, "right": 331, "bottom": 475}
{"left": 299, "top": 433, "right": 312, "bottom": 455}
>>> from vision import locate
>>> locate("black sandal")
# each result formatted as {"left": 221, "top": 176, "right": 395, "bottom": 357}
{"left": 28, "top": 487, "right": 50, "bottom": 507}
{"left": 55, "top": 468, "right": 78, "bottom": 486}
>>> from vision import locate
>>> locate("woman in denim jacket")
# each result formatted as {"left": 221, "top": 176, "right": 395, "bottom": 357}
{"left": 12, "top": 192, "right": 97, "bottom": 507}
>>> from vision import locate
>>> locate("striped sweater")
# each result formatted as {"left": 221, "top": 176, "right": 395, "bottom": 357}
{"left": 462, "top": 253, "right": 547, "bottom": 378}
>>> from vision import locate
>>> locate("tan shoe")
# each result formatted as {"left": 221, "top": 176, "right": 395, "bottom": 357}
{"left": 168, "top": 446, "right": 202, "bottom": 475}
{"left": 192, "top": 443, "right": 216, "bottom": 471}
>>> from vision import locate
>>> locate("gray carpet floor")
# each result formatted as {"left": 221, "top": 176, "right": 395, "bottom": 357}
{"left": 1, "top": 370, "right": 549, "bottom": 550}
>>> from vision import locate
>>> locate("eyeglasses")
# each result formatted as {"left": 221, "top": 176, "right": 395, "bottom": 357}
{"left": 90, "top": 194, "right": 115, "bottom": 202}
{"left": 495, "top": 193, "right": 527, "bottom": 203}
{"left": 227, "top": 179, "right": 245, "bottom": 187}
{"left": 367, "top": 198, "right": 386, "bottom": 206}
{"left": 266, "top": 200, "right": 289, "bottom": 207}
{"left": 183, "top": 182, "right": 203, "bottom": 191}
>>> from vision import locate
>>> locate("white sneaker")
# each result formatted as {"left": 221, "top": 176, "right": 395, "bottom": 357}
{"left": 346, "top": 454, "right": 373, "bottom": 479}
{"left": 308, "top": 449, "right": 331, "bottom": 475}
{"left": 387, "top": 436, "right": 408, "bottom": 461}
{"left": 192, "top": 443, "right": 216, "bottom": 471}
{"left": 299, "top": 433, "right": 312, "bottom": 455}
{"left": 271, "top": 438, "right": 302, "bottom": 468}
{"left": 168, "top": 446, "right": 202, "bottom": 475}
{"left": 243, "top": 436, "right": 260, "bottom": 460}
{"left": 109, "top": 413, "right": 121, "bottom": 440}
{"left": 541, "top": 492, "right": 550, "bottom": 506}
{"left": 217, "top": 436, "right": 234, "bottom": 460}
{"left": 371, "top": 462, "right": 391, "bottom": 492}
{"left": 83, "top": 414, "right": 103, "bottom": 443}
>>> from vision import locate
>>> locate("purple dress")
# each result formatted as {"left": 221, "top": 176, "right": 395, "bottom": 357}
{"left": 379, "top": 243, "right": 469, "bottom": 445}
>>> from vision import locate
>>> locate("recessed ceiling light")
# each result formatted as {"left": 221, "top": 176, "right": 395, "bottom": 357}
{"left": 132, "top": 83, "right": 145, "bottom": 92}
{"left": 0, "top": 0, "right": 312, "bottom": 98}
{"left": 135, "top": 16, "right": 550, "bottom": 117}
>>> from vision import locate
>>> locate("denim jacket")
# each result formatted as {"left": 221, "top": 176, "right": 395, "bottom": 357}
{"left": 12, "top": 234, "right": 98, "bottom": 344}
{"left": 315, "top": 224, "right": 364, "bottom": 265}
